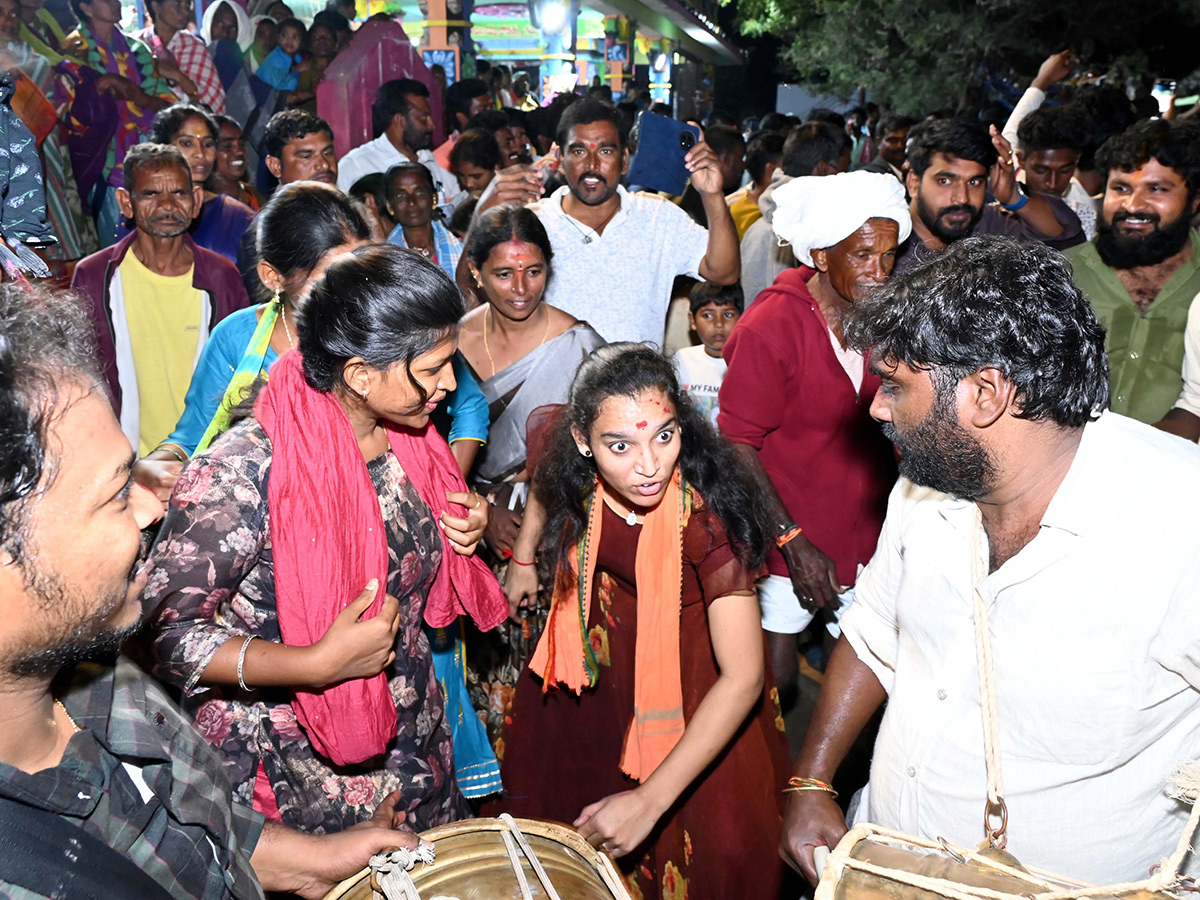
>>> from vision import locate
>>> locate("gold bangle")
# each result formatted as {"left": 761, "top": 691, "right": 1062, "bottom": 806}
{"left": 783, "top": 784, "right": 838, "bottom": 799}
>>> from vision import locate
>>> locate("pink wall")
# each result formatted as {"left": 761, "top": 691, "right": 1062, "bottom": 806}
{"left": 316, "top": 18, "right": 446, "bottom": 158}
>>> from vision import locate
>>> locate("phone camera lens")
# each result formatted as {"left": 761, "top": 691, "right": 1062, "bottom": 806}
{"left": 679, "top": 132, "right": 696, "bottom": 151}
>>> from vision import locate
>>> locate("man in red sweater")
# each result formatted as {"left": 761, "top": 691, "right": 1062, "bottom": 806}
{"left": 718, "top": 171, "right": 911, "bottom": 708}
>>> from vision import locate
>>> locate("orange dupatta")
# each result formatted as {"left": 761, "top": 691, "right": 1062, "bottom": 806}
{"left": 529, "top": 469, "right": 692, "bottom": 782}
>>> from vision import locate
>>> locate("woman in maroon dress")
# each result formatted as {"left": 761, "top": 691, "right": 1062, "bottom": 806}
{"left": 494, "top": 344, "right": 792, "bottom": 900}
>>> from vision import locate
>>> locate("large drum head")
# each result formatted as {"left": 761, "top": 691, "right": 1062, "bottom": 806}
{"left": 324, "top": 817, "right": 631, "bottom": 900}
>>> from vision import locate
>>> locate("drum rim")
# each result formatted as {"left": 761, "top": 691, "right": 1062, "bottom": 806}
{"left": 323, "top": 816, "right": 629, "bottom": 900}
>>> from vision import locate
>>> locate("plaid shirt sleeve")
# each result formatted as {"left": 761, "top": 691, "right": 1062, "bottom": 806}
{"left": 170, "top": 31, "right": 226, "bottom": 113}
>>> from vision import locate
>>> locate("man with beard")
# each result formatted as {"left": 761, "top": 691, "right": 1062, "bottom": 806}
{"left": 1065, "top": 118, "right": 1200, "bottom": 424}
{"left": 718, "top": 171, "right": 908, "bottom": 715}
{"left": 894, "top": 118, "right": 1084, "bottom": 274}
{"left": 72, "top": 144, "right": 250, "bottom": 462}
{"left": 779, "top": 235, "right": 1200, "bottom": 886}
{"left": 0, "top": 283, "right": 421, "bottom": 900}
{"left": 470, "top": 97, "right": 740, "bottom": 345}
{"left": 336, "top": 78, "right": 464, "bottom": 211}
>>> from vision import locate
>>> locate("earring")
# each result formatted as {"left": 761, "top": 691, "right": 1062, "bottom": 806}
{"left": 361, "top": 388, "right": 370, "bottom": 401}
{"left": 271, "top": 287, "right": 281, "bottom": 305}
{"left": 582, "top": 448, "right": 592, "bottom": 457}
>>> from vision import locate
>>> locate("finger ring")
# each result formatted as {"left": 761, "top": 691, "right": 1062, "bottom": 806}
{"left": 601, "top": 841, "right": 612, "bottom": 852}
{"left": 472, "top": 495, "right": 482, "bottom": 509}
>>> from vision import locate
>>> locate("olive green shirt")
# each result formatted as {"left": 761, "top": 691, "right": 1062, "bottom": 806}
{"left": 1065, "top": 232, "right": 1200, "bottom": 424}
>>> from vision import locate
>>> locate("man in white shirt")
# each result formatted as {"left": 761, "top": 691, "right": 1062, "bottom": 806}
{"left": 780, "top": 235, "right": 1200, "bottom": 886}
{"left": 336, "top": 78, "right": 464, "bottom": 210}
{"left": 473, "top": 98, "right": 740, "bottom": 346}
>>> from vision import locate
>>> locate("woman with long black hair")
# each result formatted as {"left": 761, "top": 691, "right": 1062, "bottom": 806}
{"left": 494, "top": 344, "right": 791, "bottom": 900}
{"left": 147, "top": 244, "right": 508, "bottom": 835}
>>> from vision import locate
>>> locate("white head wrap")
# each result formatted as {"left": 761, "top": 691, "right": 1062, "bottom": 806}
{"left": 204, "top": 0, "right": 254, "bottom": 52}
{"left": 770, "top": 171, "right": 912, "bottom": 267}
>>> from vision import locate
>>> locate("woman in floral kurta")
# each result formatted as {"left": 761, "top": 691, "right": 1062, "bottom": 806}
{"left": 147, "top": 417, "right": 469, "bottom": 834}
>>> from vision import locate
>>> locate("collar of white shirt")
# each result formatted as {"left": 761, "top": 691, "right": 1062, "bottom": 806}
{"left": 546, "top": 184, "right": 630, "bottom": 238}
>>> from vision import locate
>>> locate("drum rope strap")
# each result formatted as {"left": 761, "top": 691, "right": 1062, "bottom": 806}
{"left": 966, "top": 506, "right": 1200, "bottom": 890}
{"left": 368, "top": 844, "right": 435, "bottom": 900}
{"left": 971, "top": 509, "right": 1008, "bottom": 851}
{"left": 498, "top": 813, "right": 566, "bottom": 900}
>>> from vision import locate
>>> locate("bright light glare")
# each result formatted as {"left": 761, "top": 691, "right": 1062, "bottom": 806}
{"left": 540, "top": 0, "right": 567, "bottom": 33}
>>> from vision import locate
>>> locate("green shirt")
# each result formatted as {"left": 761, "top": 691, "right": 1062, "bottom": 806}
{"left": 1065, "top": 232, "right": 1200, "bottom": 424}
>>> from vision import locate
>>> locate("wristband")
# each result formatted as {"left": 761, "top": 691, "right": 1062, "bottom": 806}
{"left": 776, "top": 524, "right": 803, "bottom": 549}
{"left": 511, "top": 557, "right": 536, "bottom": 567}
{"left": 237, "top": 634, "right": 257, "bottom": 691}
{"left": 1000, "top": 188, "right": 1029, "bottom": 212}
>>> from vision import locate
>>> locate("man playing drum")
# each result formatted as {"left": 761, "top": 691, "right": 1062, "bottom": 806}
{"left": 780, "top": 236, "right": 1200, "bottom": 885}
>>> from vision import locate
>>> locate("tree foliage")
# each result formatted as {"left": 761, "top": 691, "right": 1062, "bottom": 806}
{"left": 734, "top": 0, "right": 1200, "bottom": 114}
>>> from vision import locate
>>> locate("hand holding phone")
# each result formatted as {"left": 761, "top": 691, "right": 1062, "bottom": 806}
{"left": 626, "top": 112, "right": 702, "bottom": 196}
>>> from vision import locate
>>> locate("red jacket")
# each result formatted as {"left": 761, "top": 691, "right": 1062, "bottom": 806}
{"left": 717, "top": 267, "right": 896, "bottom": 584}
{"left": 72, "top": 232, "right": 251, "bottom": 416}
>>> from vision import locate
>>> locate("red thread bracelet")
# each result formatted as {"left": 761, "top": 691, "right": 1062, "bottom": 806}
{"left": 511, "top": 557, "right": 536, "bottom": 567}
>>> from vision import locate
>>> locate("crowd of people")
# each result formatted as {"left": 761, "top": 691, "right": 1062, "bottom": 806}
{"left": 1, "top": 3, "right": 1200, "bottom": 896}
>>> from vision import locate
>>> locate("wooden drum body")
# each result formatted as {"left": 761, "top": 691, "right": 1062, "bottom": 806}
{"left": 815, "top": 826, "right": 1171, "bottom": 900}
{"left": 324, "top": 817, "right": 632, "bottom": 900}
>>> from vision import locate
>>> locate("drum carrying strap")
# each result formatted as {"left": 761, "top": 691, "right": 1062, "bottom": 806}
{"left": 0, "top": 795, "right": 174, "bottom": 900}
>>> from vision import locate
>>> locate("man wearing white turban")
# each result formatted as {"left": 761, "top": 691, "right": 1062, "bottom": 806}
{"left": 718, "top": 170, "right": 912, "bottom": 713}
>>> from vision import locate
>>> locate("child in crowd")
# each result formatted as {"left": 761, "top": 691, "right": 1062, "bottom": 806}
{"left": 673, "top": 281, "right": 743, "bottom": 426}
{"left": 254, "top": 17, "right": 309, "bottom": 92}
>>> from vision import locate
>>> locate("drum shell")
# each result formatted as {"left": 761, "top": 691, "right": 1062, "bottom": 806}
{"left": 324, "top": 817, "right": 632, "bottom": 900}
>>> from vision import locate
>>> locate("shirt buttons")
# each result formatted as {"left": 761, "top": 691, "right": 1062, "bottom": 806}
{"left": 1130, "top": 351, "right": 1139, "bottom": 359}
{"left": 937, "top": 689, "right": 947, "bottom": 700}
{"left": 1117, "top": 394, "right": 1125, "bottom": 403}
{"left": 907, "top": 766, "right": 917, "bottom": 777}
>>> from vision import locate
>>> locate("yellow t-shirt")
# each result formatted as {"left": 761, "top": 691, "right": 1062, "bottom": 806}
{"left": 120, "top": 252, "right": 203, "bottom": 456}
{"left": 729, "top": 192, "right": 763, "bottom": 241}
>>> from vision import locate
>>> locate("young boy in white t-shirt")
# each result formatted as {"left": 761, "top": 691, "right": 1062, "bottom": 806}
{"left": 672, "top": 281, "right": 743, "bottom": 428}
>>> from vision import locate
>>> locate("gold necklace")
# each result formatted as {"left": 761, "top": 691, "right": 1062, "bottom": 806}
{"left": 483, "top": 304, "right": 553, "bottom": 377}
{"left": 56, "top": 700, "right": 81, "bottom": 735}
{"left": 280, "top": 307, "right": 296, "bottom": 349}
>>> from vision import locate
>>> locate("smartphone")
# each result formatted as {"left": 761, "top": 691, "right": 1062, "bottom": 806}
{"left": 1152, "top": 79, "right": 1177, "bottom": 115}
{"left": 626, "top": 111, "right": 703, "bottom": 196}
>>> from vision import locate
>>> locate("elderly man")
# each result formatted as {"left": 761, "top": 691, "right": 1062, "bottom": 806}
{"left": 0, "top": 283, "right": 418, "bottom": 899}
{"left": 718, "top": 171, "right": 908, "bottom": 710}
{"left": 740, "top": 121, "right": 852, "bottom": 305}
{"left": 780, "top": 236, "right": 1200, "bottom": 885}
{"left": 72, "top": 143, "right": 249, "bottom": 469}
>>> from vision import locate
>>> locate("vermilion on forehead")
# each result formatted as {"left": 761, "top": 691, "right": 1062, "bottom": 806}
{"left": 489, "top": 241, "right": 544, "bottom": 267}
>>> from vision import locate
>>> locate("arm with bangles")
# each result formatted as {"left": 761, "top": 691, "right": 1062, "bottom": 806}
{"left": 573, "top": 591, "right": 766, "bottom": 856}
{"left": 501, "top": 490, "right": 546, "bottom": 619}
{"left": 778, "top": 636, "right": 885, "bottom": 884}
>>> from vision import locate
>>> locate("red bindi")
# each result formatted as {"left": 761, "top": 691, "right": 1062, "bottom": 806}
{"left": 636, "top": 420, "right": 648, "bottom": 429}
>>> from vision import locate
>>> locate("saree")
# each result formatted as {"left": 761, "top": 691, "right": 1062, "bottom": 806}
{"left": 472, "top": 323, "right": 606, "bottom": 487}
{"left": 464, "top": 321, "right": 605, "bottom": 747}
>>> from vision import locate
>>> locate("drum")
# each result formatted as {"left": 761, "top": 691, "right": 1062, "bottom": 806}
{"left": 814, "top": 825, "right": 1171, "bottom": 900}
{"left": 323, "top": 816, "right": 632, "bottom": 900}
